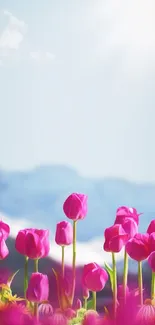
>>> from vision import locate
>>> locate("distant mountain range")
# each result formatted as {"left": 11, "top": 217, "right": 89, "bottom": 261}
{"left": 0, "top": 165, "right": 155, "bottom": 241}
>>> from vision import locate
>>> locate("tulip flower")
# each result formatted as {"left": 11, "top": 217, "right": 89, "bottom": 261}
{"left": 63, "top": 193, "right": 88, "bottom": 306}
{"left": 148, "top": 252, "right": 155, "bottom": 299}
{"left": 0, "top": 220, "right": 10, "bottom": 240}
{"left": 26, "top": 272, "right": 49, "bottom": 318}
{"left": 83, "top": 285, "right": 89, "bottom": 309}
{"left": 0, "top": 232, "right": 9, "bottom": 260}
{"left": 82, "top": 263, "right": 108, "bottom": 310}
{"left": 147, "top": 220, "right": 155, "bottom": 234}
{"left": 126, "top": 233, "right": 150, "bottom": 305}
{"left": 114, "top": 206, "right": 141, "bottom": 226}
{"left": 55, "top": 221, "right": 73, "bottom": 277}
{"left": 15, "top": 228, "right": 50, "bottom": 300}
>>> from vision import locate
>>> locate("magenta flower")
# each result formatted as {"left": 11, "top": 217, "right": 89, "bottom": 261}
{"left": 148, "top": 251, "right": 155, "bottom": 272}
{"left": 0, "top": 304, "right": 37, "bottom": 325}
{"left": 126, "top": 233, "right": 150, "bottom": 261}
{"left": 148, "top": 232, "right": 155, "bottom": 253}
{"left": 104, "top": 224, "right": 128, "bottom": 253}
{"left": 147, "top": 220, "right": 155, "bottom": 234}
{"left": 43, "top": 312, "right": 68, "bottom": 325}
{"left": 121, "top": 218, "right": 138, "bottom": 239}
{"left": 114, "top": 206, "right": 141, "bottom": 226}
{"left": 0, "top": 232, "right": 9, "bottom": 260}
{"left": 38, "top": 303, "right": 53, "bottom": 319}
{"left": 15, "top": 228, "right": 50, "bottom": 259}
{"left": 55, "top": 221, "right": 73, "bottom": 246}
{"left": 0, "top": 220, "right": 10, "bottom": 239}
{"left": 82, "top": 311, "right": 99, "bottom": 325}
{"left": 83, "top": 285, "right": 89, "bottom": 299}
{"left": 82, "top": 262, "right": 108, "bottom": 292}
{"left": 26, "top": 272, "right": 49, "bottom": 303}
{"left": 63, "top": 193, "right": 88, "bottom": 221}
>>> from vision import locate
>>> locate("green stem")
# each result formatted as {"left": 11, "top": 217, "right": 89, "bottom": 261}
{"left": 83, "top": 297, "right": 87, "bottom": 310}
{"left": 34, "top": 259, "right": 39, "bottom": 318}
{"left": 138, "top": 261, "right": 143, "bottom": 306}
{"left": 24, "top": 256, "right": 29, "bottom": 299}
{"left": 112, "top": 252, "right": 117, "bottom": 318}
{"left": 92, "top": 291, "right": 96, "bottom": 311}
{"left": 62, "top": 246, "right": 65, "bottom": 278}
{"left": 123, "top": 249, "right": 128, "bottom": 303}
{"left": 71, "top": 220, "right": 77, "bottom": 305}
{"left": 151, "top": 271, "right": 155, "bottom": 300}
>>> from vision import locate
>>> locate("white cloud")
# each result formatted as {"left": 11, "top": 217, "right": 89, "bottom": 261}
{"left": 30, "top": 51, "right": 55, "bottom": 63}
{"left": 0, "top": 10, "right": 27, "bottom": 50}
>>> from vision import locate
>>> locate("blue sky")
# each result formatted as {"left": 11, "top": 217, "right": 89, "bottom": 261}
{"left": 0, "top": 0, "right": 155, "bottom": 182}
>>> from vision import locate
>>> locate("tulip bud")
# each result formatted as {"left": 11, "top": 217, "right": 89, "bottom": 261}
{"left": 126, "top": 233, "right": 150, "bottom": 261}
{"left": 104, "top": 224, "right": 128, "bottom": 253}
{"left": 55, "top": 221, "right": 73, "bottom": 246}
{"left": 82, "top": 263, "right": 108, "bottom": 292}
{"left": 26, "top": 273, "right": 49, "bottom": 303}
{"left": 63, "top": 193, "right": 88, "bottom": 221}
{"left": 15, "top": 228, "right": 50, "bottom": 259}
{"left": 114, "top": 206, "right": 140, "bottom": 225}
{"left": 83, "top": 285, "right": 89, "bottom": 299}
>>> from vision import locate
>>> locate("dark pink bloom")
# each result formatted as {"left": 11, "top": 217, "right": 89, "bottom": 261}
{"left": 148, "top": 251, "right": 155, "bottom": 272}
{"left": 0, "top": 232, "right": 9, "bottom": 260}
{"left": 0, "top": 304, "right": 37, "bottom": 325}
{"left": 121, "top": 218, "right": 138, "bottom": 239}
{"left": 82, "top": 262, "right": 108, "bottom": 292}
{"left": 149, "top": 232, "right": 155, "bottom": 253}
{"left": 55, "top": 221, "right": 73, "bottom": 246}
{"left": 147, "top": 220, "right": 155, "bottom": 234}
{"left": 115, "top": 206, "right": 140, "bottom": 225}
{"left": 135, "top": 303, "right": 155, "bottom": 325}
{"left": 15, "top": 228, "right": 50, "bottom": 259}
{"left": 63, "top": 193, "right": 88, "bottom": 221}
{"left": 75, "top": 298, "right": 82, "bottom": 310}
{"left": 38, "top": 303, "right": 53, "bottom": 319}
{"left": 104, "top": 224, "right": 128, "bottom": 253}
{"left": 43, "top": 312, "right": 68, "bottom": 325}
{"left": 126, "top": 233, "right": 150, "bottom": 261}
{"left": 0, "top": 220, "right": 10, "bottom": 239}
{"left": 63, "top": 308, "right": 76, "bottom": 319}
{"left": 26, "top": 272, "right": 49, "bottom": 302}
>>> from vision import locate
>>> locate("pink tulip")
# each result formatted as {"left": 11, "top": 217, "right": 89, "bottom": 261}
{"left": 82, "top": 262, "right": 108, "bottom": 292}
{"left": 38, "top": 303, "right": 53, "bottom": 319}
{"left": 0, "top": 220, "right": 10, "bottom": 239}
{"left": 83, "top": 285, "right": 89, "bottom": 299}
{"left": 15, "top": 228, "right": 50, "bottom": 259}
{"left": 63, "top": 193, "right": 88, "bottom": 221}
{"left": 147, "top": 220, "right": 155, "bottom": 234}
{"left": 0, "top": 232, "right": 9, "bottom": 260}
{"left": 114, "top": 206, "right": 141, "bottom": 226}
{"left": 121, "top": 218, "right": 138, "bottom": 239}
{"left": 149, "top": 232, "right": 155, "bottom": 253}
{"left": 55, "top": 221, "right": 73, "bottom": 246}
{"left": 104, "top": 224, "right": 128, "bottom": 253}
{"left": 148, "top": 252, "right": 155, "bottom": 272}
{"left": 26, "top": 272, "right": 49, "bottom": 302}
{"left": 126, "top": 233, "right": 150, "bottom": 261}
{"left": 75, "top": 298, "right": 82, "bottom": 310}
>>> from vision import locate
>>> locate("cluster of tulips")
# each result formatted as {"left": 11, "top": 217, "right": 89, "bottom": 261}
{"left": 1, "top": 193, "right": 155, "bottom": 324}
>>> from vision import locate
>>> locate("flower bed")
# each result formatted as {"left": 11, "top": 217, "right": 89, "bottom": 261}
{"left": 0, "top": 193, "right": 155, "bottom": 324}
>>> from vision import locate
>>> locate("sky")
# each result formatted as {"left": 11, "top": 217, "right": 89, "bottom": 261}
{"left": 0, "top": 0, "right": 155, "bottom": 182}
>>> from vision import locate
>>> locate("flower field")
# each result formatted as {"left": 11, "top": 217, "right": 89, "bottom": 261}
{"left": 0, "top": 193, "right": 155, "bottom": 324}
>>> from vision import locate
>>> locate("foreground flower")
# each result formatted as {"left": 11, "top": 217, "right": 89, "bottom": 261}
{"left": 136, "top": 300, "right": 155, "bottom": 325}
{"left": 114, "top": 206, "right": 140, "bottom": 225}
{"left": 0, "top": 303, "right": 37, "bottom": 325}
{"left": 104, "top": 224, "right": 128, "bottom": 253}
{"left": 15, "top": 228, "right": 50, "bottom": 259}
{"left": 82, "top": 263, "right": 108, "bottom": 310}
{"left": 26, "top": 272, "right": 49, "bottom": 303}
{"left": 63, "top": 193, "right": 88, "bottom": 221}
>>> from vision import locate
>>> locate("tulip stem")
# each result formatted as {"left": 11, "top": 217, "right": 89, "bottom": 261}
{"left": 83, "top": 297, "right": 87, "bottom": 310}
{"left": 151, "top": 271, "right": 155, "bottom": 300}
{"left": 112, "top": 252, "right": 117, "bottom": 318}
{"left": 24, "top": 256, "right": 29, "bottom": 299}
{"left": 34, "top": 259, "right": 39, "bottom": 273}
{"left": 62, "top": 246, "right": 65, "bottom": 278}
{"left": 34, "top": 259, "right": 39, "bottom": 318}
{"left": 123, "top": 249, "right": 128, "bottom": 303}
{"left": 92, "top": 291, "right": 96, "bottom": 311}
{"left": 138, "top": 261, "right": 143, "bottom": 306}
{"left": 71, "top": 220, "right": 77, "bottom": 305}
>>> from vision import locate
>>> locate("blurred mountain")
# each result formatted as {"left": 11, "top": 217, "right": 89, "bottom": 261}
{"left": 0, "top": 165, "right": 155, "bottom": 241}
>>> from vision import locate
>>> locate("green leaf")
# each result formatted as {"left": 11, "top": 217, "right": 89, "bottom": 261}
{"left": 87, "top": 299, "right": 94, "bottom": 310}
{"left": 104, "top": 262, "right": 114, "bottom": 292}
